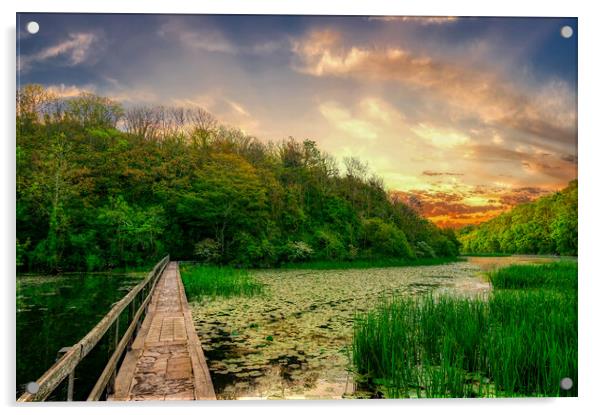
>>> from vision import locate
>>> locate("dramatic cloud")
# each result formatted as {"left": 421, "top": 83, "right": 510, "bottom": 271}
{"left": 391, "top": 183, "right": 552, "bottom": 228}
{"left": 291, "top": 29, "right": 576, "bottom": 151}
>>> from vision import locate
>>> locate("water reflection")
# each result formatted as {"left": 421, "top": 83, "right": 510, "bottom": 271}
{"left": 192, "top": 256, "right": 573, "bottom": 399}
{"left": 16, "top": 272, "right": 143, "bottom": 400}
{"left": 191, "top": 261, "right": 488, "bottom": 399}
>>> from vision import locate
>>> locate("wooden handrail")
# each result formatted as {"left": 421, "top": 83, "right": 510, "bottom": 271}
{"left": 17, "top": 255, "right": 170, "bottom": 402}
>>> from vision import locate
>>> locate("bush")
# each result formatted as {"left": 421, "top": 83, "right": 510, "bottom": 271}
{"left": 280, "top": 240, "right": 314, "bottom": 262}
{"left": 415, "top": 241, "right": 436, "bottom": 258}
{"left": 314, "top": 229, "right": 346, "bottom": 259}
{"left": 362, "top": 218, "right": 415, "bottom": 259}
{"left": 193, "top": 238, "right": 221, "bottom": 263}
{"left": 231, "top": 232, "right": 275, "bottom": 267}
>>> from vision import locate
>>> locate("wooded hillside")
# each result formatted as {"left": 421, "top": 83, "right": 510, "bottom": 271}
{"left": 16, "top": 85, "right": 460, "bottom": 272}
{"left": 458, "top": 180, "right": 577, "bottom": 256}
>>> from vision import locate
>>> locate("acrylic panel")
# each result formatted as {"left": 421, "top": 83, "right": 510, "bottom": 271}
{"left": 16, "top": 13, "right": 578, "bottom": 401}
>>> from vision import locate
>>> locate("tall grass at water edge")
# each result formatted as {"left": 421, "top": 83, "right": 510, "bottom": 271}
{"left": 180, "top": 264, "right": 264, "bottom": 300}
{"left": 352, "top": 261, "right": 577, "bottom": 398}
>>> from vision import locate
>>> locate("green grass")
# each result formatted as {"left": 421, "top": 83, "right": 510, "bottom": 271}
{"left": 489, "top": 261, "right": 577, "bottom": 290}
{"left": 180, "top": 264, "right": 264, "bottom": 300}
{"left": 279, "top": 257, "right": 464, "bottom": 270}
{"left": 352, "top": 261, "right": 577, "bottom": 398}
{"left": 461, "top": 253, "right": 512, "bottom": 257}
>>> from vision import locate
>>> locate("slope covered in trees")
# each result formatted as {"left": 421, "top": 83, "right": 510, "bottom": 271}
{"left": 16, "top": 85, "right": 460, "bottom": 272}
{"left": 458, "top": 180, "right": 577, "bottom": 256}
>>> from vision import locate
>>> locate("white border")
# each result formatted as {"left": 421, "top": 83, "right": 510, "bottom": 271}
{"left": 2, "top": 1, "right": 601, "bottom": 415}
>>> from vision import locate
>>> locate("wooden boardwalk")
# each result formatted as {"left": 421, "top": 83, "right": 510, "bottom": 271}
{"left": 110, "top": 262, "right": 215, "bottom": 401}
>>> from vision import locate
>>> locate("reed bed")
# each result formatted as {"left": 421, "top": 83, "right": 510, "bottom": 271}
{"left": 488, "top": 261, "right": 577, "bottom": 290}
{"left": 352, "top": 261, "right": 577, "bottom": 398}
{"left": 180, "top": 264, "right": 264, "bottom": 300}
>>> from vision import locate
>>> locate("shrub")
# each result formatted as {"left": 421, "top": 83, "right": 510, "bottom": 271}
{"left": 415, "top": 241, "right": 436, "bottom": 258}
{"left": 362, "top": 218, "right": 415, "bottom": 259}
{"left": 281, "top": 240, "right": 314, "bottom": 262}
{"left": 193, "top": 238, "right": 221, "bottom": 263}
{"left": 314, "top": 229, "right": 346, "bottom": 259}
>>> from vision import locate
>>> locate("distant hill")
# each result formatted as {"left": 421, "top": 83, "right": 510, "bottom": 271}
{"left": 458, "top": 180, "right": 577, "bottom": 256}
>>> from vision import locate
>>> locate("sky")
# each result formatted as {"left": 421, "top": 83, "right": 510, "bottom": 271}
{"left": 17, "top": 14, "right": 578, "bottom": 227}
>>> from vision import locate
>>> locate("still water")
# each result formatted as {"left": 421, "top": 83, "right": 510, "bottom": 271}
{"left": 190, "top": 256, "right": 567, "bottom": 399}
{"left": 16, "top": 272, "right": 143, "bottom": 400}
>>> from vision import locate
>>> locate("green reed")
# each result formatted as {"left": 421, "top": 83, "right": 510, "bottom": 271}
{"left": 352, "top": 261, "right": 577, "bottom": 398}
{"left": 180, "top": 264, "right": 264, "bottom": 300}
{"left": 488, "top": 261, "right": 577, "bottom": 290}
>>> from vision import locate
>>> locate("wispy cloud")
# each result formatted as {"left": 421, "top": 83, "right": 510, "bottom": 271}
{"left": 422, "top": 170, "right": 464, "bottom": 177}
{"left": 367, "top": 16, "right": 458, "bottom": 25}
{"left": 158, "top": 19, "right": 237, "bottom": 54}
{"left": 19, "top": 32, "right": 99, "bottom": 72}
{"left": 45, "top": 83, "right": 95, "bottom": 98}
{"left": 158, "top": 18, "right": 287, "bottom": 56}
{"left": 318, "top": 101, "right": 379, "bottom": 140}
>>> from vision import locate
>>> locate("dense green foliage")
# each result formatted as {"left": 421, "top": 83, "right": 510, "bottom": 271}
{"left": 17, "top": 85, "right": 459, "bottom": 272}
{"left": 180, "top": 264, "right": 263, "bottom": 300}
{"left": 458, "top": 181, "right": 578, "bottom": 255}
{"left": 352, "top": 261, "right": 577, "bottom": 397}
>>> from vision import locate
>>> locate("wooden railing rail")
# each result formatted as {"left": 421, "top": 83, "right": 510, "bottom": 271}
{"left": 17, "top": 255, "right": 170, "bottom": 402}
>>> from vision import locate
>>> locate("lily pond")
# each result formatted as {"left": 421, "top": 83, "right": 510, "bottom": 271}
{"left": 187, "top": 258, "right": 556, "bottom": 400}
{"left": 16, "top": 272, "right": 144, "bottom": 400}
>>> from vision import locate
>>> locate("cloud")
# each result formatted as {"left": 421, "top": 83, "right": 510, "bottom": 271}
{"left": 171, "top": 93, "right": 259, "bottom": 133}
{"left": 45, "top": 83, "right": 95, "bottom": 98}
{"left": 291, "top": 29, "right": 576, "bottom": 150}
{"left": 159, "top": 20, "right": 236, "bottom": 54}
{"left": 422, "top": 170, "right": 464, "bottom": 177}
{"left": 367, "top": 16, "right": 458, "bottom": 25}
{"left": 19, "top": 33, "right": 99, "bottom": 72}
{"left": 318, "top": 101, "right": 379, "bottom": 140}
{"left": 411, "top": 123, "right": 470, "bottom": 148}
{"left": 469, "top": 144, "right": 577, "bottom": 181}
{"left": 391, "top": 182, "right": 554, "bottom": 227}
{"left": 158, "top": 19, "right": 287, "bottom": 56}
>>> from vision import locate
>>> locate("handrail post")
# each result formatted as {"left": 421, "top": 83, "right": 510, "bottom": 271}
{"left": 108, "top": 318, "right": 120, "bottom": 394}
{"left": 67, "top": 371, "right": 74, "bottom": 401}
{"left": 57, "top": 347, "right": 74, "bottom": 401}
{"left": 127, "top": 301, "right": 136, "bottom": 351}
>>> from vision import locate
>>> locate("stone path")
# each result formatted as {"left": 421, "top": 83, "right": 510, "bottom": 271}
{"left": 111, "top": 262, "right": 215, "bottom": 401}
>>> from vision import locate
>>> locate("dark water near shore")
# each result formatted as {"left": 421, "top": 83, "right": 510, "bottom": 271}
{"left": 16, "top": 272, "right": 143, "bottom": 400}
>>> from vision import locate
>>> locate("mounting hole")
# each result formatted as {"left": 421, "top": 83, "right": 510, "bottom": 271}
{"left": 26, "top": 381, "right": 40, "bottom": 394}
{"left": 560, "top": 377, "right": 573, "bottom": 390}
{"left": 560, "top": 25, "right": 573, "bottom": 39}
{"left": 26, "top": 21, "right": 40, "bottom": 35}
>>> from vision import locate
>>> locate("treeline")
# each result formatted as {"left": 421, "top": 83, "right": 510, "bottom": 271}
{"left": 16, "top": 84, "right": 460, "bottom": 272}
{"left": 458, "top": 180, "right": 577, "bottom": 256}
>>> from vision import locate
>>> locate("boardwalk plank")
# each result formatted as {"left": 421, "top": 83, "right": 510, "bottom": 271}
{"left": 110, "top": 262, "right": 215, "bottom": 401}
